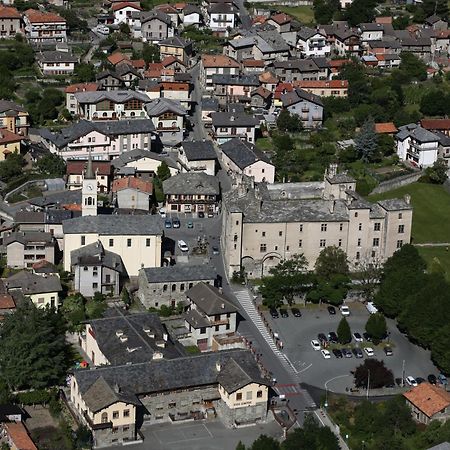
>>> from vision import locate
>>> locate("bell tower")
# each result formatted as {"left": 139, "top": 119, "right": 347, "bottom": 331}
{"left": 82, "top": 151, "right": 97, "bottom": 217}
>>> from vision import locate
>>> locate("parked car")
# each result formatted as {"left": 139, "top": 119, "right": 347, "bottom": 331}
{"left": 332, "top": 349, "right": 343, "bottom": 358}
{"left": 311, "top": 340, "right": 321, "bottom": 351}
{"left": 318, "top": 333, "right": 328, "bottom": 346}
{"left": 96, "top": 24, "right": 110, "bottom": 35}
{"left": 416, "top": 377, "right": 426, "bottom": 384}
{"left": 159, "top": 208, "right": 166, "bottom": 217}
{"left": 352, "top": 348, "right": 363, "bottom": 358}
{"left": 280, "top": 309, "right": 289, "bottom": 318}
{"left": 363, "top": 332, "right": 372, "bottom": 342}
{"left": 366, "top": 301, "right": 379, "bottom": 314}
{"left": 406, "top": 376, "right": 418, "bottom": 387}
{"left": 353, "top": 332, "right": 363, "bottom": 342}
{"left": 363, "top": 347, "right": 374, "bottom": 357}
{"left": 291, "top": 308, "right": 301, "bottom": 317}
{"left": 187, "top": 221, "right": 193, "bottom": 229}
{"left": 438, "top": 374, "right": 448, "bottom": 385}
{"left": 427, "top": 374, "right": 437, "bottom": 385}
{"left": 172, "top": 218, "right": 181, "bottom": 228}
{"left": 212, "top": 246, "right": 220, "bottom": 255}
{"left": 164, "top": 218, "right": 172, "bottom": 228}
{"left": 384, "top": 346, "right": 393, "bottom": 356}
{"left": 328, "top": 332, "right": 338, "bottom": 343}
{"left": 327, "top": 306, "right": 336, "bottom": 315}
{"left": 177, "top": 240, "right": 189, "bottom": 252}
{"left": 321, "top": 349, "right": 331, "bottom": 359}
{"left": 342, "top": 348, "right": 353, "bottom": 358}
{"left": 270, "top": 309, "right": 279, "bottom": 319}
{"left": 340, "top": 305, "right": 350, "bottom": 316}
{"left": 198, "top": 212, "right": 205, "bottom": 218}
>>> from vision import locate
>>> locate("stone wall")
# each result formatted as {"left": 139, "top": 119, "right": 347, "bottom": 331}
{"left": 370, "top": 171, "right": 422, "bottom": 195}
{"left": 216, "top": 400, "right": 267, "bottom": 427}
{"left": 93, "top": 424, "right": 136, "bottom": 448}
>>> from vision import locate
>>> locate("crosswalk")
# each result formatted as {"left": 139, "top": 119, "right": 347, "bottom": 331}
{"left": 275, "top": 385, "right": 317, "bottom": 408}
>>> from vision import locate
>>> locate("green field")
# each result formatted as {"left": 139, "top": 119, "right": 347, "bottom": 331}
{"left": 418, "top": 247, "right": 450, "bottom": 282}
{"left": 276, "top": 5, "right": 314, "bottom": 23}
{"left": 369, "top": 183, "right": 450, "bottom": 244}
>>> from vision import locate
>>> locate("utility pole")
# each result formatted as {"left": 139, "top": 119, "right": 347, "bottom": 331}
{"left": 402, "top": 359, "right": 405, "bottom": 387}
{"left": 366, "top": 369, "right": 370, "bottom": 399}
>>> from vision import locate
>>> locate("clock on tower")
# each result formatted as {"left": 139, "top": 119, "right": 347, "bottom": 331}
{"left": 82, "top": 152, "right": 97, "bottom": 217}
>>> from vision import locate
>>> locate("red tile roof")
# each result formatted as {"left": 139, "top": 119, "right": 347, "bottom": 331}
{"left": 0, "top": 293, "right": 15, "bottom": 310}
{"left": 25, "top": 9, "right": 65, "bottom": 23}
{"left": 421, "top": 118, "right": 450, "bottom": 131}
{"left": 270, "top": 12, "right": 292, "bottom": 25}
{"left": 0, "top": 128, "right": 22, "bottom": 145}
{"left": 294, "top": 79, "right": 348, "bottom": 89}
{"left": 131, "top": 59, "right": 146, "bottom": 69}
{"left": 160, "top": 81, "right": 189, "bottom": 91}
{"left": 63, "top": 204, "right": 82, "bottom": 211}
{"left": 201, "top": 54, "right": 239, "bottom": 68}
{"left": 161, "top": 55, "right": 186, "bottom": 67}
{"left": 112, "top": 176, "right": 153, "bottom": 193}
{"left": 274, "top": 82, "right": 294, "bottom": 99}
{"left": 404, "top": 383, "right": 450, "bottom": 418}
{"left": 112, "top": 1, "right": 142, "bottom": 11}
{"left": 243, "top": 59, "right": 265, "bottom": 68}
{"left": 329, "top": 59, "right": 352, "bottom": 68}
{"left": 64, "top": 83, "right": 99, "bottom": 94}
{"left": 107, "top": 52, "right": 131, "bottom": 66}
{"left": 374, "top": 122, "right": 398, "bottom": 134}
{"left": 66, "top": 160, "right": 111, "bottom": 176}
{"left": 4, "top": 422, "right": 37, "bottom": 450}
{"left": 0, "top": 6, "right": 21, "bottom": 19}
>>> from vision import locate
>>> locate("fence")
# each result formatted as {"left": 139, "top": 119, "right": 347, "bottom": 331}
{"left": 369, "top": 171, "right": 423, "bottom": 195}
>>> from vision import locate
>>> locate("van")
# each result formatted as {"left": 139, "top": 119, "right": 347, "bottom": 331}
{"left": 366, "top": 302, "right": 378, "bottom": 314}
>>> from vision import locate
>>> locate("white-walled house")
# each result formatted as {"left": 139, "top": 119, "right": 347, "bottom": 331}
{"left": 112, "top": 2, "right": 142, "bottom": 25}
{"left": 359, "top": 23, "right": 384, "bottom": 44}
{"left": 207, "top": 2, "right": 236, "bottom": 36}
{"left": 211, "top": 111, "right": 259, "bottom": 145}
{"left": 179, "top": 140, "right": 217, "bottom": 176}
{"left": 36, "top": 51, "right": 78, "bottom": 76}
{"left": 297, "top": 27, "right": 330, "bottom": 57}
{"left": 200, "top": 54, "right": 240, "bottom": 92}
{"left": 396, "top": 124, "right": 440, "bottom": 168}
{"left": 182, "top": 4, "right": 202, "bottom": 27}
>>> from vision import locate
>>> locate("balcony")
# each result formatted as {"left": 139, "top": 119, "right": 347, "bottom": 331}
{"left": 83, "top": 411, "right": 112, "bottom": 430}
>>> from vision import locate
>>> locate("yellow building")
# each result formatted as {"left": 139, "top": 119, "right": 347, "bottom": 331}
{"left": 0, "top": 100, "right": 30, "bottom": 136}
{"left": 0, "top": 128, "right": 22, "bottom": 161}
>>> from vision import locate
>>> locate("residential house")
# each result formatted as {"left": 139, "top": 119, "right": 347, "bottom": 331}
{"left": 5, "top": 270, "right": 62, "bottom": 309}
{"left": 112, "top": 2, "right": 142, "bottom": 25}
{"left": 96, "top": 64, "right": 141, "bottom": 91}
{"left": 184, "top": 282, "right": 238, "bottom": 351}
{"left": 0, "top": 100, "right": 29, "bottom": 136}
{"left": 201, "top": 98, "right": 219, "bottom": 128}
{"left": 158, "top": 36, "right": 192, "bottom": 66}
{"left": 144, "top": 97, "right": 186, "bottom": 147}
{"left": 266, "top": 12, "right": 292, "bottom": 33}
{"left": 225, "top": 36, "right": 257, "bottom": 62}
{"left": 178, "top": 140, "right": 216, "bottom": 176}
{"left": 281, "top": 87, "right": 323, "bottom": 128}
{"left": 161, "top": 56, "right": 187, "bottom": 74}
{"left": 69, "top": 349, "right": 269, "bottom": 447}
{"left": 40, "top": 119, "right": 155, "bottom": 160}
{"left": 66, "top": 160, "right": 112, "bottom": 192}
{"left": 424, "top": 14, "right": 448, "bottom": 31}
{"left": 220, "top": 138, "right": 275, "bottom": 183}
{"left": 396, "top": 123, "right": 440, "bottom": 168}
{"left": 182, "top": 4, "right": 202, "bottom": 27}
{"left": 251, "top": 30, "right": 291, "bottom": 63}
{"left": 0, "top": 128, "right": 22, "bottom": 160}
{"left": 139, "top": 10, "right": 174, "bottom": 43}
{"left": 71, "top": 240, "right": 125, "bottom": 296}
{"left": 359, "top": 23, "right": 384, "bottom": 45}
{"left": 404, "top": 383, "right": 450, "bottom": 424}
{"left": 222, "top": 167, "right": 413, "bottom": 278}
{"left": 137, "top": 264, "right": 217, "bottom": 308}
{"left": 293, "top": 79, "right": 348, "bottom": 97}
{"left": 272, "top": 59, "right": 322, "bottom": 83}
{"left": 0, "top": 281, "right": 16, "bottom": 319}
{"left": 242, "top": 59, "right": 266, "bottom": 74}
{"left": 207, "top": 2, "right": 236, "bottom": 36}
{"left": 155, "top": 4, "right": 180, "bottom": 26}
{"left": 212, "top": 74, "right": 260, "bottom": 106}
{"left": 211, "top": 110, "right": 259, "bottom": 144}
{"left": 73, "top": 91, "right": 150, "bottom": 120}
{"left": 4, "top": 231, "right": 55, "bottom": 269}
{"left": 200, "top": 54, "right": 240, "bottom": 92}
{"left": 297, "top": 27, "right": 330, "bottom": 57}
{"left": 157, "top": 81, "right": 191, "bottom": 111}
{"left": 332, "top": 27, "right": 361, "bottom": 56}
{"left": 374, "top": 122, "right": 398, "bottom": 136}
{"left": 400, "top": 36, "right": 432, "bottom": 61}
{"left": 23, "top": 9, "right": 67, "bottom": 43}
{"left": 112, "top": 176, "right": 153, "bottom": 211}
{"left": 162, "top": 172, "right": 220, "bottom": 215}
{"left": 250, "top": 86, "right": 272, "bottom": 109}
{"left": 64, "top": 83, "right": 99, "bottom": 117}
{"left": 0, "top": 6, "right": 22, "bottom": 39}
{"left": 36, "top": 50, "right": 78, "bottom": 76}
{"left": 420, "top": 118, "right": 450, "bottom": 136}
{"left": 63, "top": 215, "right": 163, "bottom": 276}
{"left": 111, "top": 148, "right": 178, "bottom": 179}
{"left": 258, "top": 70, "right": 278, "bottom": 92}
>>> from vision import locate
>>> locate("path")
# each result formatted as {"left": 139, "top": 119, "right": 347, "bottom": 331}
{"left": 414, "top": 243, "right": 450, "bottom": 247}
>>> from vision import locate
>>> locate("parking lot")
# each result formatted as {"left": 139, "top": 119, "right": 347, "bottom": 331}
{"left": 264, "top": 302, "right": 438, "bottom": 393}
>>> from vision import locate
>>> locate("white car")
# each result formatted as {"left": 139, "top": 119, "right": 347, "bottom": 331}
{"left": 177, "top": 240, "right": 189, "bottom": 252}
{"left": 353, "top": 332, "right": 363, "bottom": 342}
{"left": 159, "top": 208, "right": 166, "bottom": 218}
{"left": 366, "top": 301, "right": 379, "bottom": 314}
{"left": 363, "top": 347, "right": 374, "bottom": 357}
{"left": 96, "top": 25, "right": 110, "bottom": 35}
{"left": 321, "top": 349, "right": 331, "bottom": 359}
{"left": 340, "top": 305, "right": 350, "bottom": 316}
{"left": 406, "top": 376, "right": 418, "bottom": 387}
{"left": 311, "top": 339, "right": 321, "bottom": 351}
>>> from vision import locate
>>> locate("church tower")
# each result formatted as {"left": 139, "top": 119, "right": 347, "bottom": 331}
{"left": 82, "top": 151, "right": 97, "bottom": 217}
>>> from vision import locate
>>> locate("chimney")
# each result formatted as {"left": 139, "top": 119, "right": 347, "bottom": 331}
{"left": 329, "top": 200, "right": 335, "bottom": 214}
{"left": 404, "top": 194, "right": 411, "bottom": 205}
{"left": 216, "top": 361, "right": 221, "bottom": 372}
{"left": 114, "top": 383, "right": 121, "bottom": 393}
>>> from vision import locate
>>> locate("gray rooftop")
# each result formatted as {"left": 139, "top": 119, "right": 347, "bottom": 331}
{"left": 4, "top": 231, "right": 53, "bottom": 246}
{"left": 273, "top": 59, "right": 319, "bottom": 72}
{"left": 159, "top": 36, "right": 190, "bottom": 48}
{"left": 181, "top": 140, "right": 217, "bottom": 161}
{"left": 163, "top": 172, "right": 220, "bottom": 195}
{"left": 62, "top": 215, "right": 163, "bottom": 236}
{"left": 140, "top": 9, "right": 172, "bottom": 25}
{"left": 281, "top": 87, "right": 323, "bottom": 108}
{"left": 396, "top": 124, "right": 439, "bottom": 143}
{"left": 71, "top": 240, "right": 125, "bottom": 273}
{"left": 378, "top": 198, "right": 412, "bottom": 211}
{"left": 0, "top": 100, "right": 26, "bottom": 114}
{"left": 212, "top": 74, "right": 259, "bottom": 86}
{"left": 111, "top": 148, "right": 177, "bottom": 170}
{"left": 140, "top": 264, "right": 217, "bottom": 283}
{"left": 211, "top": 112, "right": 259, "bottom": 128}
{"left": 74, "top": 90, "right": 150, "bottom": 105}
{"left": 6, "top": 271, "right": 62, "bottom": 295}
{"left": 37, "top": 51, "right": 78, "bottom": 63}
{"left": 144, "top": 98, "right": 186, "bottom": 117}
{"left": 220, "top": 138, "right": 271, "bottom": 170}
{"left": 186, "top": 282, "right": 237, "bottom": 316}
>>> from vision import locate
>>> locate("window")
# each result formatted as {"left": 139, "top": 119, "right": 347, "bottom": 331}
{"left": 101, "top": 412, "right": 108, "bottom": 423}
{"left": 397, "top": 240, "right": 403, "bottom": 249}
{"left": 257, "top": 390, "right": 263, "bottom": 398}
{"left": 171, "top": 284, "right": 176, "bottom": 292}
{"left": 163, "top": 284, "right": 168, "bottom": 292}
{"left": 215, "top": 325, "right": 220, "bottom": 332}
{"left": 286, "top": 246, "right": 290, "bottom": 251}
{"left": 180, "top": 283, "right": 185, "bottom": 291}
{"left": 321, "top": 223, "right": 327, "bottom": 232}
{"left": 340, "top": 223, "right": 343, "bottom": 231}
{"left": 109, "top": 238, "right": 114, "bottom": 247}
{"left": 246, "top": 391, "right": 253, "bottom": 400}
{"left": 299, "top": 224, "right": 303, "bottom": 232}
{"left": 398, "top": 213, "right": 403, "bottom": 219}
{"left": 262, "top": 231, "right": 266, "bottom": 237}
{"left": 320, "top": 239, "right": 326, "bottom": 247}
{"left": 338, "top": 238, "right": 342, "bottom": 247}
{"left": 127, "top": 238, "right": 132, "bottom": 247}
{"left": 113, "top": 411, "right": 119, "bottom": 419}
{"left": 200, "top": 327, "right": 206, "bottom": 334}
{"left": 146, "top": 238, "right": 151, "bottom": 247}
{"left": 358, "top": 223, "right": 362, "bottom": 231}
{"left": 236, "top": 393, "right": 242, "bottom": 401}
{"left": 279, "top": 231, "right": 282, "bottom": 237}
{"left": 81, "top": 236, "right": 85, "bottom": 246}
{"left": 357, "top": 238, "right": 361, "bottom": 246}
{"left": 93, "top": 283, "right": 98, "bottom": 289}
{"left": 83, "top": 266, "right": 88, "bottom": 271}
{"left": 260, "top": 244, "right": 267, "bottom": 252}
{"left": 274, "top": 245, "right": 278, "bottom": 251}
{"left": 373, "top": 238, "right": 379, "bottom": 247}
{"left": 398, "top": 225, "right": 404, "bottom": 233}
{"left": 236, "top": 220, "right": 239, "bottom": 225}
{"left": 355, "top": 212, "right": 358, "bottom": 217}
{"left": 374, "top": 222, "right": 381, "bottom": 231}
{"left": 356, "top": 251, "right": 360, "bottom": 260}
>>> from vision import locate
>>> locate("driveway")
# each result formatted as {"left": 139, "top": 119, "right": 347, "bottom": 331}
{"left": 264, "top": 302, "right": 439, "bottom": 394}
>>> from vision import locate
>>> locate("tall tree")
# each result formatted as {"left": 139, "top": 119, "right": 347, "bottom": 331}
{"left": 355, "top": 118, "right": 378, "bottom": 162}
{"left": 337, "top": 317, "right": 351, "bottom": 344}
{"left": 354, "top": 359, "right": 394, "bottom": 389}
{"left": 157, "top": 161, "right": 171, "bottom": 181}
{"left": 36, "top": 154, "right": 66, "bottom": 177}
{"left": 365, "top": 313, "right": 387, "bottom": 344}
{"left": 250, "top": 435, "right": 280, "bottom": 450}
{"left": 315, "top": 246, "right": 349, "bottom": 278}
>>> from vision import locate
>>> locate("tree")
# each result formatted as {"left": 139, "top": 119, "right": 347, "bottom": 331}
{"left": 122, "top": 288, "right": 132, "bottom": 307}
{"left": 36, "top": 154, "right": 66, "bottom": 177}
{"left": 336, "top": 62, "right": 369, "bottom": 106}
{"left": 236, "top": 442, "right": 246, "bottom": 450}
{"left": 399, "top": 52, "right": 427, "bottom": 82}
{"left": 272, "top": 133, "right": 294, "bottom": 153}
{"left": 0, "top": 153, "right": 25, "bottom": 182}
{"left": 72, "top": 63, "right": 96, "bottom": 83}
{"left": 422, "top": 0, "right": 448, "bottom": 17}
{"left": 423, "top": 159, "right": 448, "bottom": 184}
{"left": 356, "top": 257, "right": 383, "bottom": 301}
{"left": 420, "top": 90, "right": 450, "bottom": 116}
{"left": 142, "top": 43, "right": 161, "bottom": 64}
{"left": 337, "top": 317, "right": 351, "bottom": 344}
{"left": 365, "top": 313, "right": 387, "bottom": 344}
{"left": 157, "top": 161, "right": 171, "bottom": 181}
{"left": 61, "top": 294, "right": 86, "bottom": 332}
{"left": 276, "top": 109, "right": 302, "bottom": 133}
{"left": 119, "top": 22, "right": 131, "bottom": 35}
{"left": 250, "top": 435, "right": 280, "bottom": 450}
{"left": 355, "top": 118, "right": 378, "bottom": 162}
{"left": 313, "top": 0, "right": 339, "bottom": 24}
{"left": 354, "top": 359, "right": 394, "bottom": 389}
{"left": 315, "top": 246, "right": 349, "bottom": 278}
{"left": 0, "top": 302, "right": 72, "bottom": 390}
{"left": 431, "top": 324, "right": 450, "bottom": 376}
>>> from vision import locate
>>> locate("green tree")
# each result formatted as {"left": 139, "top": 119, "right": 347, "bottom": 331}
{"left": 276, "top": 109, "right": 302, "bottom": 133}
{"left": 431, "top": 324, "right": 450, "bottom": 377}
{"left": 119, "top": 22, "right": 131, "bottom": 35}
{"left": 344, "top": 0, "right": 378, "bottom": 26}
{"left": 36, "top": 153, "right": 66, "bottom": 177}
{"left": 142, "top": 43, "right": 161, "bottom": 64}
{"left": 423, "top": 159, "right": 448, "bottom": 184}
{"left": 315, "top": 246, "right": 349, "bottom": 278}
{"left": 122, "top": 288, "right": 131, "bottom": 307}
{"left": 313, "top": 0, "right": 339, "bottom": 24}
{"left": 0, "top": 302, "right": 72, "bottom": 390}
{"left": 336, "top": 62, "right": 369, "bottom": 106}
{"left": 355, "top": 118, "right": 378, "bottom": 162}
{"left": 399, "top": 52, "right": 427, "bottom": 82}
{"left": 61, "top": 293, "right": 86, "bottom": 332}
{"left": 72, "top": 63, "right": 96, "bottom": 83}
{"left": 272, "top": 133, "right": 294, "bottom": 152}
{"left": 422, "top": 0, "right": 448, "bottom": 17}
{"left": 337, "top": 317, "right": 351, "bottom": 344}
{"left": 420, "top": 90, "right": 450, "bottom": 116}
{"left": 354, "top": 359, "right": 394, "bottom": 388}
{"left": 0, "top": 153, "right": 25, "bottom": 182}
{"left": 236, "top": 442, "right": 246, "bottom": 450}
{"left": 250, "top": 435, "right": 280, "bottom": 450}
{"left": 157, "top": 161, "right": 171, "bottom": 181}
{"left": 365, "top": 313, "right": 387, "bottom": 344}
{"left": 307, "top": 273, "right": 350, "bottom": 306}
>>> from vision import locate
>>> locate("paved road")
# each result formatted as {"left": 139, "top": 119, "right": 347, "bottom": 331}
{"left": 234, "top": 0, "right": 252, "bottom": 30}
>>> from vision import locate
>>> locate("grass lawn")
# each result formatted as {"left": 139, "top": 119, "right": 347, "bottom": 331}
{"left": 266, "top": 5, "right": 314, "bottom": 23}
{"left": 418, "top": 247, "right": 450, "bottom": 282}
{"left": 369, "top": 183, "right": 450, "bottom": 244}
{"left": 256, "top": 137, "right": 272, "bottom": 151}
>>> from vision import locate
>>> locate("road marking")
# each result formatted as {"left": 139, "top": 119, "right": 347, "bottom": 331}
{"left": 296, "top": 363, "right": 312, "bottom": 373}
{"left": 324, "top": 374, "right": 352, "bottom": 391}
{"left": 202, "top": 423, "right": 213, "bottom": 438}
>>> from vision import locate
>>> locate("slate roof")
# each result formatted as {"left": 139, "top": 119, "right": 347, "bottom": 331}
{"left": 427, "top": 443, "right": 450, "bottom": 450}
{"left": 184, "top": 309, "right": 211, "bottom": 328}
{"left": 396, "top": 124, "right": 439, "bottom": 143}
{"left": 37, "top": 51, "right": 77, "bottom": 63}
{"left": 4, "top": 231, "right": 53, "bottom": 246}
{"left": 0, "top": 100, "right": 26, "bottom": 114}
{"left": 186, "top": 282, "right": 237, "bottom": 316}
{"left": 140, "top": 9, "right": 172, "bottom": 25}
{"left": 181, "top": 140, "right": 217, "bottom": 161}
{"left": 62, "top": 215, "right": 163, "bottom": 235}
{"left": 162, "top": 172, "right": 220, "bottom": 195}
{"left": 71, "top": 240, "right": 125, "bottom": 273}
{"left": 111, "top": 149, "right": 177, "bottom": 169}
{"left": 74, "top": 90, "right": 150, "bottom": 105}
{"left": 144, "top": 98, "right": 186, "bottom": 117}
{"left": 254, "top": 30, "right": 290, "bottom": 53}
{"left": 325, "top": 172, "right": 355, "bottom": 184}
{"left": 159, "top": 36, "right": 190, "bottom": 48}
{"left": 211, "top": 112, "right": 259, "bottom": 127}
{"left": 378, "top": 198, "right": 412, "bottom": 211}
{"left": 281, "top": 87, "right": 323, "bottom": 107}
{"left": 6, "top": 271, "right": 62, "bottom": 295}
{"left": 221, "top": 138, "right": 271, "bottom": 170}
{"left": 212, "top": 74, "right": 259, "bottom": 86}
{"left": 273, "top": 59, "right": 319, "bottom": 72}
{"left": 297, "top": 26, "right": 325, "bottom": 40}
{"left": 140, "top": 264, "right": 217, "bottom": 283}
{"left": 73, "top": 349, "right": 267, "bottom": 399}
{"left": 201, "top": 98, "right": 219, "bottom": 111}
